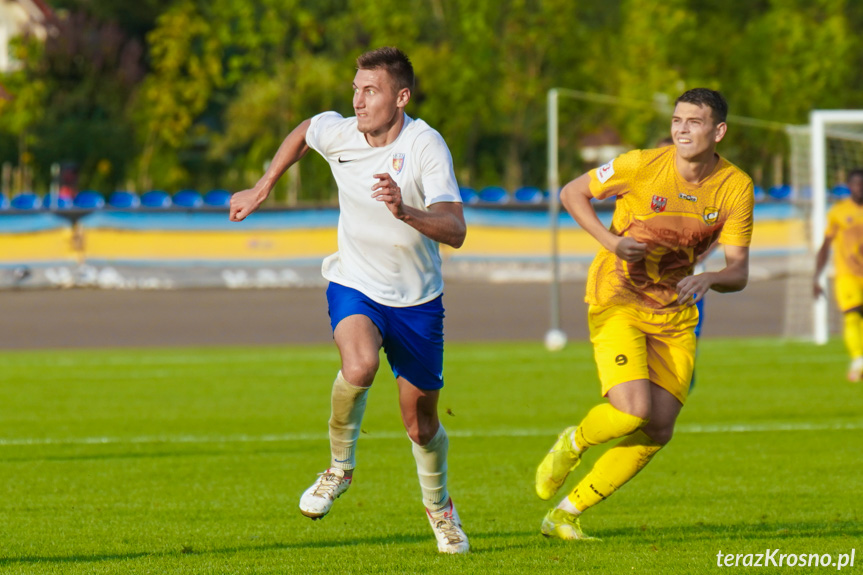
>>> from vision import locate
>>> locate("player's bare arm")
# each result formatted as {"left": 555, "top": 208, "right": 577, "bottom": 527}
{"left": 560, "top": 172, "right": 647, "bottom": 262}
{"left": 371, "top": 172, "right": 466, "bottom": 248}
{"left": 813, "top": 235, "right": 833, "bottom": 298}
{"left": 230, "top": 119, "right": 312, "bottom": 222}
{"left": 678, "top": 244, "right": 749, "bottom": 304}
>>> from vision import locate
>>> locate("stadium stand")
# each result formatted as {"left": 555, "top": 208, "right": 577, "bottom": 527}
{"left": 203, "top": 189, "right": 232, "bottom": 208}
{"left": 108, "top": 190, "right": 141, "bottom": 209}
{"left": 0, "top": 193, "right": 7, "bottom": 209}
{"left": 753, "top": 185, "right": 766, "bottom": 202}
{"left": 42, "top": 194, "right": 73, "bottom": 209}
{"left": 831, "top": 184, "right": 850, "bottom": 199}
{"left": 458, "top": 187, "right": 479, "bottom": 205}
{"left": 768, "top": 184, "right": 792, "bottom": 201}
{"left": 10, "top": 192, "right": 41, "bottom": 210}
{"left": 73, "top": 190, "right": 106, "bottom": 209}
{"left": 173, "top": 189, "right": 204, "bottom": 208}
{"left": 140, "top": 190, "right": 172, "bottom": 208}
{"left": 478, "top": 186, "right": 510, "bottom": 204}
{"left": 513, "top": 186, "right": 544, "bottom": 204}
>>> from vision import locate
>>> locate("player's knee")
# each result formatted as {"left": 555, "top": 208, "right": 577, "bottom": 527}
{"left": 643, "top": 424, "right": 673, "bottom": 445}
{"left": 405, "top": 420, "right": 438, "bottom": 445}
{"left": 341, "top": 357, "right": 379, "bottom": 387}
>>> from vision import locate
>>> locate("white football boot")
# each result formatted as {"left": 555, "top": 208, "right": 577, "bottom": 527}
{"left": 299, "top": 468, "right": 351, "bottom": 519}
{"left": 848, "top": 357, "right": 863, "bottom": 382}
{"left": 426, "top": 499, "right": 470, "bottom": 554}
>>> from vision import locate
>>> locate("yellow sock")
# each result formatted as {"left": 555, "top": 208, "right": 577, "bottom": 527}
{"left": 574, "top": 403, "right": 648, "bottom": 452}
{"left": 568, "top": 430, "right": 662, "bottom": 512}
{"left": 843, "top": 312, "right": 863, "bottom": 359}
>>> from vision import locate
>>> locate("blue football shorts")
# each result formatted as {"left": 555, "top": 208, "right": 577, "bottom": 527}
{"left": 326, "top": 282, "right": 445, "bottom": 390}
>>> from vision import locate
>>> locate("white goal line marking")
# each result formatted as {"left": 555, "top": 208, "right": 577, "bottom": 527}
{"left": 0, "top": 420, "right": 859, "bottom": 448}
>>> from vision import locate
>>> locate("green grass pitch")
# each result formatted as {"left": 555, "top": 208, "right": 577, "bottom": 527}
{"left": 0, "top": 338, "right": 859, "bottom": 574}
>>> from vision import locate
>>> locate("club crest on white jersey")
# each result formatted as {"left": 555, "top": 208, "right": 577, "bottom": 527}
{"left": 393, "top": 153, "right": 406, "bottom": 174}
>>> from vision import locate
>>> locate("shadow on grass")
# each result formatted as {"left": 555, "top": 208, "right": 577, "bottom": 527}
{"left": 1, "top": 520, "right": 858, "bottom": 566}
{"left": 594, "top": 519, "right": 863, "bottom": 542}
{"left": 0, "top": 529, "right": 545, "bottom": 566}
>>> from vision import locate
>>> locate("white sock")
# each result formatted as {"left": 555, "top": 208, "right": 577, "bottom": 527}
{"left": 411, "top": 424, "right": 449, "bottom": 510}
{"left": 328, "top": 371, "right": 369, "bottom": 471}
{"left": 557, "top": 496, "right": 582, "bottom": 516}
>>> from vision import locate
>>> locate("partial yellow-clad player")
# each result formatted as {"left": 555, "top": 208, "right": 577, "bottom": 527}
{"left": 535, "top": 88, "right": 754, "bottom": 540}
{"left": 814, "top": 169, "right": 863, "bottom": 381}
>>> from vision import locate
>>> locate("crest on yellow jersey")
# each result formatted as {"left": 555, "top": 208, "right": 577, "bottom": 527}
{"left": 703, "top": 206, "right": 719, "bottom": 225}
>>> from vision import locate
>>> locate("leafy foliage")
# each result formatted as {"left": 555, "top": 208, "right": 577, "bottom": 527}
{"left": 1, "top": 0, "right": 863, "bottom": 199}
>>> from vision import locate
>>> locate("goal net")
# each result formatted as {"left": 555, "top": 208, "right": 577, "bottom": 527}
{"left": 786, "top": 111, "right": 863, "bottom": 343}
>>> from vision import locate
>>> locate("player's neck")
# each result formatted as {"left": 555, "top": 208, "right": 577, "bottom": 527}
{"left": 364, "top": 111, "right": 406, "bottom": 148}
{"left": 675, "top": 151, "right": 719, "bottom": 185}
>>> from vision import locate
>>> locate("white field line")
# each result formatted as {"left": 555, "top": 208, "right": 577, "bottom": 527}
{"left": 0, "top": 420, "right": 860, "bottom": 448}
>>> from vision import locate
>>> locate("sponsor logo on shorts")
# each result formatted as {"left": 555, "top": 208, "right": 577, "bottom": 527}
{"left": 392, "top": 153, "right": 405, "bottom": 174}
{"left": 651, "top": 195, "right": 667, "bottom": 213}
{"left": 703, "top": 206, "right": 720, "bottom": 225}
{"left": 615, "top": 354, "right": 628, "bottom": 366}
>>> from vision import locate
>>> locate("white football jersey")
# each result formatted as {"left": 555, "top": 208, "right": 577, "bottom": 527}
{"left": 306, "top": 112, "right": 461, "bottom": 307}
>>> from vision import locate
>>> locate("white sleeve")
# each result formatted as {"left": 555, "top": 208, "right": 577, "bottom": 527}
{"left": 416, "top": 131, "right": 461, "bottom": 207}
{"left": 306, "top": 112, "right": 344, "bottom": 157}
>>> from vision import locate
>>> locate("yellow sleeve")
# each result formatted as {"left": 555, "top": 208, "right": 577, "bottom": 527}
{"left": 587, "top": 150, "right": 643, "bottom": 201}
{"left": 717, "top": 180, "right": 755, "bottom": 248}
{"left": 825, "top": 203, "right": 842, "bottom": 239}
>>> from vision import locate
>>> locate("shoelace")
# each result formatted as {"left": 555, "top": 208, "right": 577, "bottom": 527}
{"left": 432, "top": 512, "right": 464, "bottom": 544}
{"left": 311, "top": 472, "right": 344, "bottom": 498}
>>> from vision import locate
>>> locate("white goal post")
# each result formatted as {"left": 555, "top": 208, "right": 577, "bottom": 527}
{"left": 808, "top": 110, "right": 863, "bottom": 345}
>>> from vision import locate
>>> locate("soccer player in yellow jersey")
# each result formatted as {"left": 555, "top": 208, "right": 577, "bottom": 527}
{"left": 814, "top": 169, "right": 863, "bottom": 381}
{"left": 535, "top": 88, "right": 754, "bottom": 540}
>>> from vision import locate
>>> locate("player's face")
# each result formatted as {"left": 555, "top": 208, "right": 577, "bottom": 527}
{"left": 352, "top": 68, "right": 409, "bottom": 137}
{"left": 671, "top": 102, "right": 727, "bottom": 161}
{"left": 850, "top": 174, "right": 863, "bottom": 204}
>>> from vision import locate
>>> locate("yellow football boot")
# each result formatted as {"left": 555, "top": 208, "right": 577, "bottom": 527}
{"left": 540, "top": 508, "right": 599, "bottom": 541}
{"left": 535, "top": 426, "right": 582, "bottom": 500}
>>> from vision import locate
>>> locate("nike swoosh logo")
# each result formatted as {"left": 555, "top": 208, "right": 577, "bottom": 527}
{"left": 338, "top": 157, "right": 356, "bottom": 163}
{"left": 334, "top": 457, "right": 351, "bottom": 463}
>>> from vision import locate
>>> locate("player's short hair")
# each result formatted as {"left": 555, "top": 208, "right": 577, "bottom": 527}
{"left": 675, "top": 88, "right": 728, "bottom": 125}
{"left": 357, "top": 47, "right": 415, "bottom": 92}
{"left": 848, "top": 168, "right": 863, "bottom": 182}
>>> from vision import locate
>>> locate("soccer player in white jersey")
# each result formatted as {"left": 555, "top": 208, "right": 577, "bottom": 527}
{"left": 229, "top": 47, "right": 469, "bottom": 554}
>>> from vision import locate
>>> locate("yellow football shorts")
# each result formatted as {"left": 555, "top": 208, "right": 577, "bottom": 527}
{"left": 588, "top": 303, "right": 699, "bottom": 404}
{"left": 834, "top": 274, "right": 863, "bottom": 312}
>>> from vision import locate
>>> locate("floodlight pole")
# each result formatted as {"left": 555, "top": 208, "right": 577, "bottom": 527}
{"left": 547, "top": 89, "right": 562, "bottom": 337}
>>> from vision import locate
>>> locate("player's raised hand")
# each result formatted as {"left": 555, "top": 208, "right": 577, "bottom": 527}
{"left": 372, "top": 173, "right": 404, "bottom": 219}
{"left": 230, "top": 188, "right": 265, "bottom": 222}
{"left": 614, "top": 236, "right": 648, "bottom": 262}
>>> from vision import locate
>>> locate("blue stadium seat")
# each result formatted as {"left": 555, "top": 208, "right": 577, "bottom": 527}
{"left": 458, "top": 187, "right": 479, "bottom": 205}
{"left": 0, "top": 193, "right": 8, "bottom": 209}
{"left": 513, "top": 186, "right": 544, "bottom": 204}
{"left": 10, "top": 192, "right": 41, "bottom": 210}
{"left": 831, "top": 184, "right": 851, "bottom": 199}
{"left": 478, "top": 186, "right": 510, "bottom": 204}
{"left": 767, "top": 184, "right": 792, "bottom": 201}
{"left": 173, "top": 188, "right": 203, "bottom": 208}
{"left": 42, "top": 194, "right": 73, "bottom": 209}
{"left": 203, "top": 188, "right": 232, "bottom": 208}
{"left": 108, "top": 190, "right": 141, "bottom": 208}
{"left": 140, "top": 190, "right": 172, "bottom": 208}
{"left": 753, "top": 185, "right": 766, "bottom": 201}
{"left": 73, "top": 190, "right": 106, "bottom": 209}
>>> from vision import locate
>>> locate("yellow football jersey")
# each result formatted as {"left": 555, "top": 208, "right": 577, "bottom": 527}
{"left": 825, "top": 198, "right": 863, "bottom": 278}
{"left": 585, "top": 146, "right": 754, "bottom": 311}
